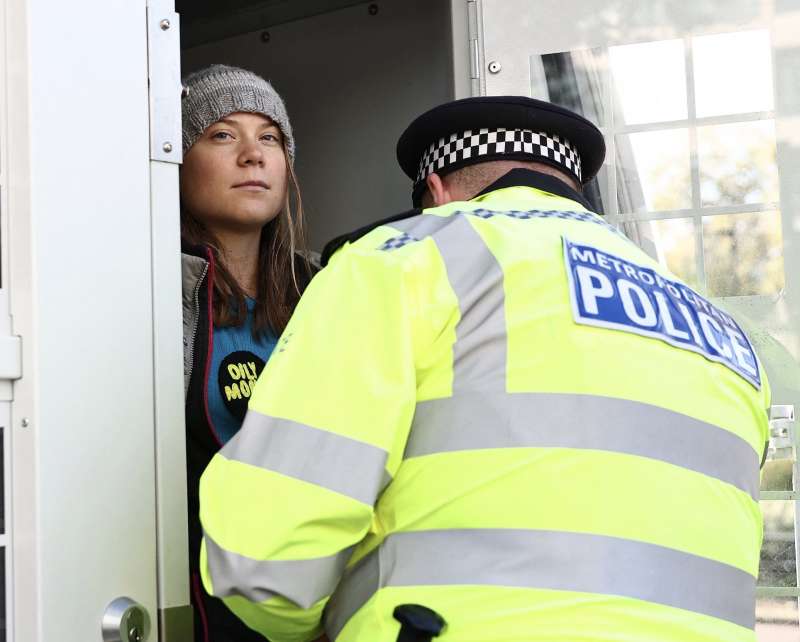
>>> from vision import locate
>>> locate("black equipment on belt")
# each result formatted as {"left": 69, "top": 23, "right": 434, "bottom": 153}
{"left": 393, "top": 604, "right": 446, "bottom": 642}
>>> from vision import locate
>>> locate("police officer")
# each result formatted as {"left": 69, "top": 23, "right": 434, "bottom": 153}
{"left": 198, "top": 96, "right": 770, "bottom": 642}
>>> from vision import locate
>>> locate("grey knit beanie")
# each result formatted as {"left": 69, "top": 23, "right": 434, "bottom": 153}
{"left": 181, "top": 64, "right": 295, "bottom": 160}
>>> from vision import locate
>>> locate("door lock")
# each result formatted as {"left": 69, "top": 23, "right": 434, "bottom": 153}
{"left": 102, "top": 597, "right": 152, "bottom": 642}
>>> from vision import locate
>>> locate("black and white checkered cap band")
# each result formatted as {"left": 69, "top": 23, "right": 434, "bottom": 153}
{"left": 415, "top": 128, "right": 582, "bottom": 185}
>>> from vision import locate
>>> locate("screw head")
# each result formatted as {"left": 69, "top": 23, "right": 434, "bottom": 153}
{"left": 368, "top": 3, "right": 379, "bottom": 15}
{"left": 159, "top": 19, "right": 170, "bottom": 30}
{"left": 181, "top": 85, "right": 190, "bottom": 99}
{"left": 488, "top": 61, "right": 502, "bottom": 74}
{"left": 162, "top": 142, "right": 173, "bottom": 153}
{"left": 20, "top": 417, "right": 29, "bottom": 428}
{"left": 261, "top": 31, "right": 271, "bottom": 43}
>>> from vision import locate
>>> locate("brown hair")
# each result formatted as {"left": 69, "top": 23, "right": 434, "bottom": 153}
{"left": 181, "top": 143, "right": 313, "bottom": 337}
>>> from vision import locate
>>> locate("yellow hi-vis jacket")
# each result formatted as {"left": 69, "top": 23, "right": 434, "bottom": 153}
{"left": 199, "top": 176, "right": 770, "bottom": 642}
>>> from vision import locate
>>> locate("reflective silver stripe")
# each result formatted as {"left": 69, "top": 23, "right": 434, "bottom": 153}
{"left": 389, "top": 212, "right": 457, "bottom": 239}
{"left": 222, "top": 411, "right": 388, "bottom": 505}
{"left": 324, "top": 529, "right": 756, "bottom": 638}
{"left": 204, "top": 532, "right": 352, "bottom": 609}
{"left": 405, "top": 392, "right": 760, "bottom": 500}
{"left": 392, "top": 212, "right": 507, "bottom": 393}
{"left": 432, "top": 215, "right": 506, "bottom": 393}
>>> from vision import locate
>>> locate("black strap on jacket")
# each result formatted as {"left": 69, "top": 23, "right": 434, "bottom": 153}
{"left": 320, "top": 168, "right": 594, "bottom": 268}
{"left": 473, "top": 167, "right": 594, "bottom": 211}
{"left": 320, "top": 208, "right": 422, "bottom": 267}
{"left": 393, "top": 604, "right": 446, "bottom": 642}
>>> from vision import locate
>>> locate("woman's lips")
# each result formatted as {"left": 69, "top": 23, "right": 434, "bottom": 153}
{"left": 233, "top": 181, "right": 268, "bottom": 190}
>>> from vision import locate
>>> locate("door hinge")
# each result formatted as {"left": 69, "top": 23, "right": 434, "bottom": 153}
{"left": 0, "top": 335, "right": 22, "bottom": 380}
{"left": 467, "top": 0, "right": 480, "bottom": 81}
{"left": 146, "top": 4, "right": 182, "bottom": 164}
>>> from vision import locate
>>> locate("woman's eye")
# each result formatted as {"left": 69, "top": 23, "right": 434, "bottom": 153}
{"left": 261, "top": 133, "right": 280, "bottom": 143}
{"left": 211, "top": 131, "right": 233, "bottom": 140}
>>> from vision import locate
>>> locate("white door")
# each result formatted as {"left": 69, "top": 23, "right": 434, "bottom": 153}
{"left": 1, "top": 0, "right": 187, "bottom": 639}
{"left": 474, "top": 0, "right": 800, "bottom": 638}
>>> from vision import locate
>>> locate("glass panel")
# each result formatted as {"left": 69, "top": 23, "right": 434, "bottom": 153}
{"left": 693, "top": 30, "right": 774, "bottom": 118}
{"left": 650, "top": 217, "right": 698, "bottom": 286}
{"left": 761, "top": 461, "right": 794, "bottom": 491}
{"left": 698, "top": 120, "right": 780, "bottom": 207}
{"left": 616, "top": 129, "right": 691, "bottom": 213}
{"left": 759, "top": 501, "right": 796, "bottom": 588}
{"left": 703, "top": 211, "right": 784, "bottom": 296}
{"left": 757, "top": 598, "right": 799, "bottom": 641}
{"left": 584, "top": 165, "right": 608, "bottom": 217}
{"left": 536, "top": 48, "right": 607, "bottom": 126}
{"left": 609, "top": 39, "right": 687, "bottom": 125}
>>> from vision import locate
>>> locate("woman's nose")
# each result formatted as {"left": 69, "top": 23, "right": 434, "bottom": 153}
{"left": 239, "top": 140, "right": 264, "bottom": 166}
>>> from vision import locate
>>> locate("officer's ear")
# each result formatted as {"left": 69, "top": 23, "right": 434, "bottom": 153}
{"left": 425, "top": 172, "right": 454, "bottom": 207}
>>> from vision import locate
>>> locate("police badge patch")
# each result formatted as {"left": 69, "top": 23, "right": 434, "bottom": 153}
{"left": 563, "top": 237, "right": 760, "bottom": 389}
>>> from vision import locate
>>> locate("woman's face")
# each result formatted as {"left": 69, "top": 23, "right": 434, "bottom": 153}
{"left": 181, "top": 112, "right": 288, "bottom": 234}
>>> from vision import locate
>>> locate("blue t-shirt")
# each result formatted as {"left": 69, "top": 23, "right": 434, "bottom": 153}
{"left": 208, "top": 298, "right": 277, "bottom": 444}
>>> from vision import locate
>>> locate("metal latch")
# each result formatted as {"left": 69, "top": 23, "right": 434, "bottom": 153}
{"left": 0, "top": 336, "right": 22, "bottom": 380}
{"left": 767, "top": 404, "right": 795, "bottom": 460}
{"left": 146, "top": 4, "right": 182, "bottom": 164}
{"left": 102, "top": 597, "right": 151, "bottom": 642}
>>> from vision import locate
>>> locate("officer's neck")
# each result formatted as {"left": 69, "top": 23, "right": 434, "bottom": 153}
{"left": 472, "top": 168, "right": 593, "bottom": 211}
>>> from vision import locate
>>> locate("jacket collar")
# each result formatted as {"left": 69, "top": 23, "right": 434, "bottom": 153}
{"left": 472, "top": 168, "right": 594, "bottom": 211}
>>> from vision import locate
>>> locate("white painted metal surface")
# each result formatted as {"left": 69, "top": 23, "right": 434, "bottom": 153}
{"left": 148, "top": 157, "right": 190, "bottom": 641}
{"left": 5, "top": 0, "right": 160, "bottom": 639}
{"left": 146, "top": 1, "right": 191, "bottom": 637}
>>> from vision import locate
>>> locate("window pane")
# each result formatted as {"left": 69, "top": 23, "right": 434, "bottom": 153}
{"left": 535, "top": 48, "right": 607, "bottom": 126}
{"left": 617, "top": 130, "right": 691, "bottom": 213}
{"left": 609, "top": 39, "right": 687, "bottom": 125}
{"left": 761, "top": 461, "right": 793, "bottom": 492}
{"left": 759, "top": 501, "right": 796, "bottom": 588}
{"left": 703, "top": 211, "right": 784, "bottom": 296}
{"left": 650, "top": 218, "right": 698, "bottom": 286}
{"left": 698, "top": 120, "right": 779, "bottom": 207}
{"left": 693, "top": 30, "right": 774, "bottom": 118}
{"left": 757, "top": 598, "right": 799, "bottom": 641}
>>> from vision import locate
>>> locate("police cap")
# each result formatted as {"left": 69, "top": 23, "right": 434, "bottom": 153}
{"left": 397, "top": 95, "right": 605, "bottom": 206}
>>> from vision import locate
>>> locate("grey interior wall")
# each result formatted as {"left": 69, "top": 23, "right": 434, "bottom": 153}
{"left": 182, "top": 0, "right": 454, "bottom": 250}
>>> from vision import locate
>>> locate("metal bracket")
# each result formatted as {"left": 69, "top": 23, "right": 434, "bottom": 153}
{"left": 146, "top": 6, "right": 182, "bottom": 164}
{"left": 767, "top": 404, "right": 795, "bottom": 460}
{"left": 0, "top": 335, "right": 21, "bottom": 380}
{"left": 158, "top": 605, "right": 193, "bottom": 642}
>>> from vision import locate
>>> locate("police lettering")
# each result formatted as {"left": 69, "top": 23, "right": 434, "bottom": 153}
{"left": 564, "top": 238, "right": 760, "bottom": 388}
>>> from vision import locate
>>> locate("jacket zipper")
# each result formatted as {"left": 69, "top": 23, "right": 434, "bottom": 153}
{"left": 186, "top": 261, "right": 210, "bottom": 386}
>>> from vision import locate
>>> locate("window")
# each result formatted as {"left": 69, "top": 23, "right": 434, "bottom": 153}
{"left": 533, "top": 29, "right": 783, "bottom": 297}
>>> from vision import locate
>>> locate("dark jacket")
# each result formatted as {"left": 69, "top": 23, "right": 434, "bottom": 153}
{"left": 181, "top": 244, "right": 315, "bottom": 642}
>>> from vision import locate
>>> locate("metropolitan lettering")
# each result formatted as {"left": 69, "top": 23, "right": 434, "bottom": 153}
{"left": 564, "top": 238, "right": 760, "bottom": 388}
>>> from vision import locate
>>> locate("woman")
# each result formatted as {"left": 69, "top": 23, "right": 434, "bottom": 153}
{"left": 180, "top": 64, "right": 314, "bottom": 642}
